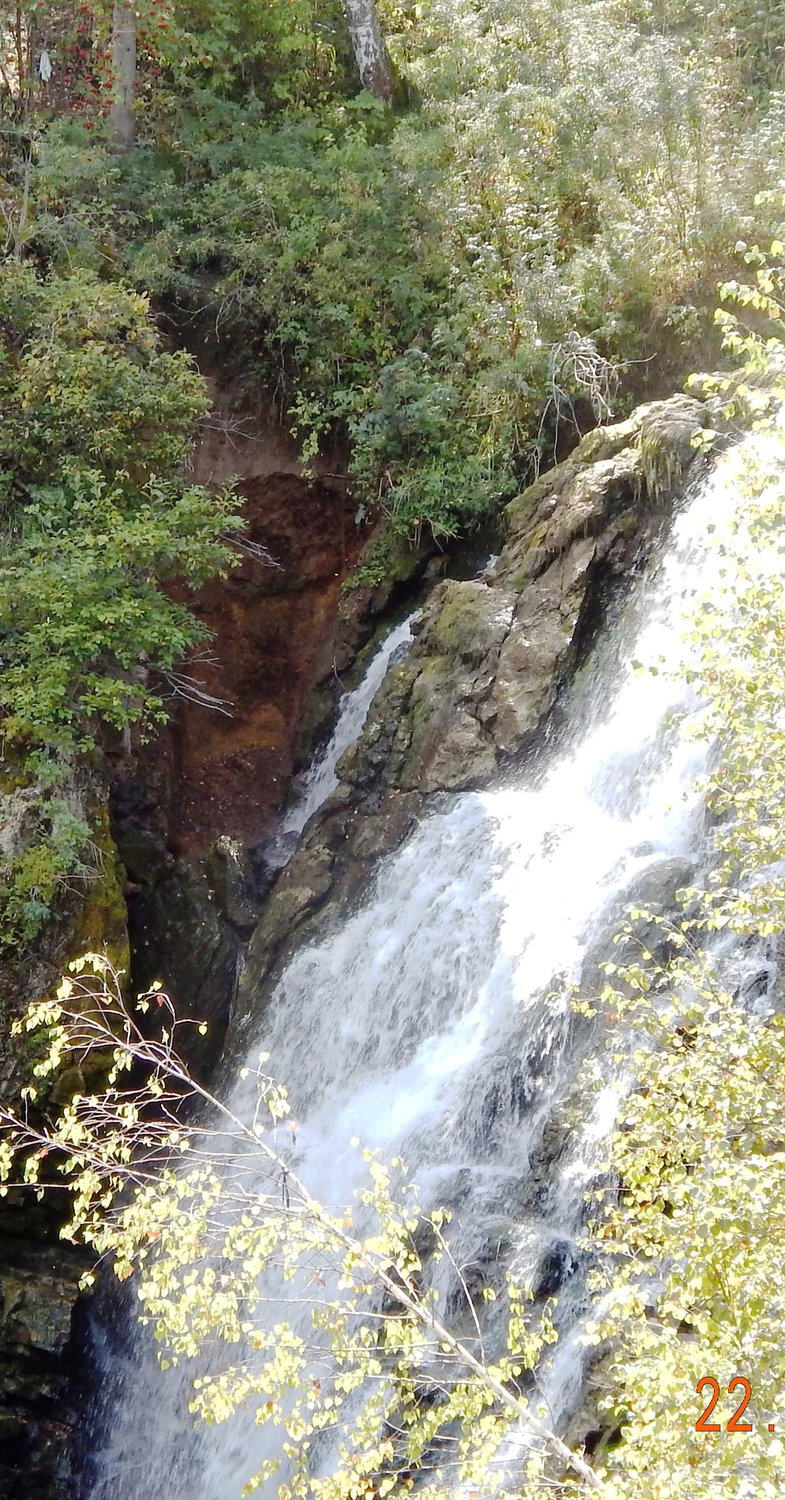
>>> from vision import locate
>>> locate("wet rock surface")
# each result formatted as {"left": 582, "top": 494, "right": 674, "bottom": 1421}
{"left": 0, "top": 1236, "right": 90, "bottom": 1500}
{"left": 238, "top": 396, "right": 710, "bottom": 1002}
{"left": 0, "top": 762, "right": 129, "bottom": 1500}
{"left": 126, "top": 857, "right": 242, "bottom": 1078}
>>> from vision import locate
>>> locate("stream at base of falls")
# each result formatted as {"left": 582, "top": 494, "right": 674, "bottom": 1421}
{"left": 83, "top": 434, "right": 778, "bottom": 1499}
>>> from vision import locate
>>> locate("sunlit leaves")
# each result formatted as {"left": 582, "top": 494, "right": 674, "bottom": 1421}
{"left": 583, "top": 324, "right": 785, "bottom": 1497}
{"left": 0, "top": 954, "right": 584, "bottom": 1498}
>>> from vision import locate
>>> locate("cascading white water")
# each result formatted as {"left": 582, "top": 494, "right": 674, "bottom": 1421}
{"left": 281, "top": 616, "right": 416, "bottom": 843}
{"left": 87, "top": 435, "right": 774, "bottom": 1499}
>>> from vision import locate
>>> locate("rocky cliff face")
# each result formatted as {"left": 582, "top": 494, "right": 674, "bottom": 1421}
{"left": 236, "top": 395, "right": 710, "bottom": 1009}
{"left": 0, "top": 1237, "right": 89, "bottom": 1500}
{"left": 109, "top": 462, "right": 365, "bottom": 1077}
{"left": 0, "top": 761, "right": 128, "bottom": 1500}
{"left": 107, "top": 392, "right": 432, "bottom": 1076}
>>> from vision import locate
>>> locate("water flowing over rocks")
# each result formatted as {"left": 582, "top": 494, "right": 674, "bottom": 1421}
{"left": 0, "top": 392, "right": 712, "bottom": 1497}
{"left": 239, "top": 395, "right": 710, "bottom": 996}
{"left": 107, "top": 403, "right": 431, "bottom": 1065}
{"left": 81, "top": 385, "right": 741, "bottom": 1500}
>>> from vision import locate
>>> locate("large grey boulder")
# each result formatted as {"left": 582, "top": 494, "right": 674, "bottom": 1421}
{"left": 239, "top": 395, "right": 711, "bottom": 994}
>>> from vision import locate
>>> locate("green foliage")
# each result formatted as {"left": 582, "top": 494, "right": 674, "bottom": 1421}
{"left": 348, "top": 349, "right": 519, "bottom": 537}
{"left": 0, "top": 258, "right": 242, "bottom": 754}
{"left": 145, "top": 0, "right": 352, "bottom": 108}
{"left": 11, "top": 0, "right": 785, "bottom": 545}
{"left": 576, "top": 283, "right": 785, "bottom": 1497}
{"left": 589, "top": 970, "right": 785, "bottom": 1500}
{"left": 0, "top": 263, "right": 209, "bottom": 487}
{"left": 0, "top": 259, "right": 241, "bottom": 946}
{"left": 0, "top": 794, "right": 91, "bottom": 948}
{"left": 0, "top": 466, "right": 239, "bottom": 743}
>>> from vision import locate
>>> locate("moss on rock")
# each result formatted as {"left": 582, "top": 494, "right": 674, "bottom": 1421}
{"left": 70, "top": 805, "right": 130, "bottom": 979}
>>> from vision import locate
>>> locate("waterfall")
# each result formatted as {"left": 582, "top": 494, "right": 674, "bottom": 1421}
{"left": 85, "top": 437, "right": 768, "bottom": 1498}
{"left": 268, "top": 616, "right": 415, "bottom": 865}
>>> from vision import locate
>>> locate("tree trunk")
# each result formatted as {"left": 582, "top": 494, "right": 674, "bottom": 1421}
{"left": 109, "top": 0, "right": 136, "bottom": 149}
{"left": 344, "top": 0, "right": 393, "bottom": 101}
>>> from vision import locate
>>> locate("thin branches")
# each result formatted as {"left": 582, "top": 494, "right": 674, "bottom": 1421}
{"left": 159, "top": 667, "right": 234, "bottom": 715}
{"left": 538, "top": 332, "right": 621, "bottom": 460}
{"left": 0, "top": 957, "right": 600, "bottom": 1494}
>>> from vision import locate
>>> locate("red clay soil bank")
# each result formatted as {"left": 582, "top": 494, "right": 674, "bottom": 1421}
{"left": 170, "top": 471, "right": 361, "bottom": 856}
{"left": 122, "top": 389, "right": 367, "bottom": 860}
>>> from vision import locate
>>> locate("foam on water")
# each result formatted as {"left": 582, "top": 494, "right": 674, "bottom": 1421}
{"left": 86, "top": 433, "right": 778, "bottom": 1498}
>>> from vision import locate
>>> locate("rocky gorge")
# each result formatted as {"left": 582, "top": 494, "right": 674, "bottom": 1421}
{"left": 0, "top": 388, "right": 714, "bottom": 1497}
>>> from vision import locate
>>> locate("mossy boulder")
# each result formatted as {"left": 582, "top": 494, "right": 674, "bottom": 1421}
{"left": 70, "top": 805, "right": 130, "bottom": 978}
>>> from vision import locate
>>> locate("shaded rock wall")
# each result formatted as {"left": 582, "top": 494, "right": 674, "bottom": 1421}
{"left": 109, "top": 400, "right": 376, "bottom": 1070}
{"left": 114, "top": 383, "right": 431, "bottom": 868}
{"left": 0, "top": 762, "right": 129, "bottom": 1500}
{"left": 142, "top": 471, "right": 363, "bottom": 860}
{"left": 113, "top": 403, "right": 362, "bottom": 866}
{"left": 0, "top": 1237, "right": 90, "bottom": 1500}
{"left": 107, "top": 373, "right": 444, "bottom": 1065}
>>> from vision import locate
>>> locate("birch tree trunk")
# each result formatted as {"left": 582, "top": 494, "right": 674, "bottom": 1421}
{"left": 109, "top": 0, "right": 136, "bottom": 149}
{"left": 344, "top": 0, "right": 393, "bottom": 101}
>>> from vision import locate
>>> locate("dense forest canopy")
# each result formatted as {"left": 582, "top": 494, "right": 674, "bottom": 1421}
{"left": 3, "top": 0, "right": 785, "bottom": 541}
